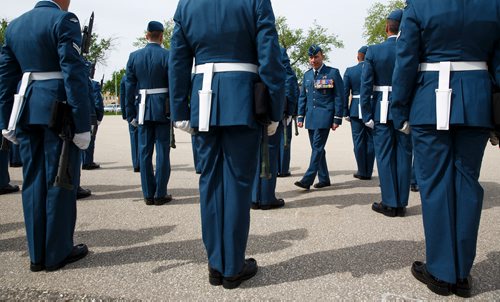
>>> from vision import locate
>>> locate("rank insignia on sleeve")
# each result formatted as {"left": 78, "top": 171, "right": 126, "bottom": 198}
{"left": 69, "top": 18, "right": 79, "bottom": 23}
{"left": 72, "top": 42, "right": 81, "bottom": 55}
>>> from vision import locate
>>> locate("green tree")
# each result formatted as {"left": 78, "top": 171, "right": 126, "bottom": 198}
{"left": 276, "top": 16, "right": 344, "bottom": 81}
{"left": 86, "top": 33, "right": 115, "bottom": 67}
{"left": 0, "top": 18, "right": 9, "bottom": 46}
{"left": 102, "top": 68, "right": 125, "bottom": 96}
{"left": 363, "top": 0, "right": 405, "bottom": 45}
{"left": 133, "top": 20, "right": 174, "bottom": 49}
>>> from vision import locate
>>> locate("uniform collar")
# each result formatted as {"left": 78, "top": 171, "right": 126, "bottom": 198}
{"left": 387, "top": 35, "right": 398, "bottom": 40}
{"left": 313, "top": 64, "right": 324, "bottom": 74}
{"left": 147, "top": 42, "right": 162, "bottom": 48}
{"left": 36, "top": 1, "right": 62, "bottom": 10}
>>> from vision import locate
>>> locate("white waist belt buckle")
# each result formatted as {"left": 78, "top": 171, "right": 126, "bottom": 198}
{"left": 435, "top": 62, "right": 452, "bottom": 130}
{"left": 198, "top": 63, "right": 214, "bottom": 132}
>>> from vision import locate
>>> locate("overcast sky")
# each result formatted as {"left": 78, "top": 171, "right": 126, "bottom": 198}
{"left": 3, "top": 0, "right": 387, "bottom": 81}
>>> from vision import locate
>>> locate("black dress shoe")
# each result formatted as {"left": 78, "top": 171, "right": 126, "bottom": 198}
{"left": 76, "top": 186, "right": 91, "bottom": 199}
{"left": 208, "top": 266, "right": 222, "bottom": 286}
{"left": 154, "top": 195, "right": 172, "bottom": 205}
{"left": 222, "top": 258, "right": 258, "bottom": 289}
{"left": 30, "top": 262, "right": 45, "bottom": 272}
{"left": 277, "top": 172, "right": 291, "bottom": 177}
{"left": 453, "top": 276, "right": 472, "bottom": 298}
{"left": 411, "top": 261, "right": 453, "bottom": 296}
{"left": 313, "top": 182, "right": 331, "bottom": 189}
{"left": 251, "top": 203, "right": 260, "bottom": 210}
{"left": 45, "top": 244, "right": 89, "bottom": 272}
{"left": 260, "top": 199, "right": 285, "bottom": 210}
{"left": 411, "top": 184, "right": 420, "bottom": 192}
{"left": 10, "top": 162, "right": 22, "bottom": 168}
{"left": 371, "top": 202, "right": 397, "bottom": 217}
{"left": 144, "top": 198, "right": 154, "bottom": 205}
{"left": 294, "top": 181, "right": 310, "bottom": 190}
{"left": 133, "top": 167, "right": 140, "bottom": 173}
{"left": 353, "top": 174, "right": 371, "bottom": 180}
{"left": 0, "top": 184, "right": 20, "bottom": 195}
{"left": 396, "top": 207, "right": 406, "bottom": 217}
{"left": 82, "top": 162, "right": 100, "bottom": 170}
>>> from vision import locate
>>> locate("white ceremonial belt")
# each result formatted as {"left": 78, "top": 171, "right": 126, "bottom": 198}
{"left": 373, "top": 85, "right": 392, "bottom": 124}
{"left": 6, "top": 71, "right": 63, "bottom": 133}
{"left": 194, "top": 63, "right": 258, "bottom": 132}
{"left": 419, "top": 61, "right": 487, "bottom": 130}
{"left": 138, "top": 88, "right": 169, "bottom": 125}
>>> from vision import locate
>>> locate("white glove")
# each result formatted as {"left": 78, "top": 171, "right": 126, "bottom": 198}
{"left": 130, "top": 118, "right": 138, "bottom": 128}
{"left": 364, "top": 119, "right": 374, "bottom": 129}
{"left": 399, "top": 121, "right": 411, "bottom": 135}
{"left": 344, "top": 116, "right": 351, "bottom": 122}
{"left": 490, "top": 131, "right": 499, "bottom": 146}
{"left": 174, "top": 120, "right": 195, "bottom": 134}
{"left": 97, "top": 120, "right": 101, "bottom": 126}
{"left": 286, "top": 116, "right": 293, "bottom": 126}
{"left": 267, "top": 121, "right": 279, "bottom": 136}
{"left": 73, "top": 131, "right": 91, "bottom": 150}
{"left": 2, "top": 129, "right": 18, "bottom": 145}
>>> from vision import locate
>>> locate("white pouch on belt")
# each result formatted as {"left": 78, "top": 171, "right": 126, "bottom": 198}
{"left": 435, "top": 62, "right": 452, "bottom": 130}
{"left": 198, "top": 63, "right": 214, "bottom": 132}
{"left": 138, "top": 89, "right": 147, "bottom": 125}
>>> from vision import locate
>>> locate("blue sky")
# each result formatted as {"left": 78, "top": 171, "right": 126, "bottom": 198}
{"left": 4, "top": 0, "right": 384, "bottom": 80}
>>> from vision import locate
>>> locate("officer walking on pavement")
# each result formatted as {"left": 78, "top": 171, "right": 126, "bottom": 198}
{"left": 391, "top": 0, "right": 500, "bottom": 297}
{"left": 343, "top": 46, "right": 375, "bottom": 181}
{"left": 251, "top": 47, "right": 295, "bottom": 211}
{"left": 277, "top": 47, "right": 299, "bottom": 178}
{"left": 126, "top": 21, "right": 171, "bottom": 206}
{"left": 120, "top": 75, "right": 140, "bottom": 173}
{"left": 360, "top": 9, "right": 412, "bottom": 218}
{"left": 0, "top": 0, "right": 91, "bottom": 271}
{"left": 295, "top": 44, "right": 344, "bottom": 191}
{"left": 169, "top": 0, "right": 285, "bottom": 289}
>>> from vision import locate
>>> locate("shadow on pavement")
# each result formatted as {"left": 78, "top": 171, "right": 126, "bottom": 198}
{"left": 473, "top": 251, "right": 500, "bottom": 296}
{"left": 284, "top": 193, "right": 380, "bottom": 210}
{"left": 246, "top": 240, "right": 425, "bottom": 288}
{"left": 75, "top": 225, "right": 176, "bottom": 247}
{"left": 0, "top": 222, "right": 24, "bottom": 235}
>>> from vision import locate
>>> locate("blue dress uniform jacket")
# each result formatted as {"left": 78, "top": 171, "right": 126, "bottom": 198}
{"left": 279, "top": 47, "right": 299, "bottom": 175}
{"left": 360, "top": 36, "right": 412, "bottom": 208}
{"left": 391, "top": 0, "right": 500, "bottom": 284}
{"left": 298, "top": 66, "right": 344, "bottom": 129}
{"left": 0, "top": 1, "right": 90, "bottom": 268}
{"left": 120, "top": 76, "right": 140, "bottom": 170}
{"left": 126, "top": 43, "right": 171, "bottom": 199}
{"left": 169, "top": 0, "right": 285, "bottom": 277}
{"left": 343, "top": 62, "right": 375, "bottom": 179}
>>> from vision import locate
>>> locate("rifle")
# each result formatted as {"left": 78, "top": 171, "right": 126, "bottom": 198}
{"left": 81, "top": 12, "right": 94, "bottom": 57}
{"left": 100, "top": 74, "right": 104, "bottom": 88}
{"left": 293, "top": 116, "right": 299, "bottom": 136}
{"left": 50, "top": 101, "right": 74, "bottom": 190}
{"left": 170, "top": 121, "right": 176, "bottom": 149}
{"left": 283, "top": 116, "right": 289, "bottom": 150}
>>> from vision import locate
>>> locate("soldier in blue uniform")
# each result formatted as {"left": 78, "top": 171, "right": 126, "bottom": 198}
{"left": 82, "top": 75, "right": 104, "bottom": 170}
{"left": 391, "top": 0, "right": 500, "bottom": 297}
{"left": 0, "top": 0, "right": 90, "bottom": 271}
{"left": 252, "top": 47, "right": 297, "bottom": 210}
{"left": 360, "top": 10, "right": 412, "bottom": 217}
{"left": 343, "top": 46, "right": 375, "bottom": 180}
{"left": 120, "top": 75, "right": 140, "bottom": 172}
{"left": 169, "top": 0, "right": 285, "bottom": 289}
{"left": 277, "top": 47, "right": 299, "bottom": 178}
{"left": 126, "top": 21, "right": 171, "bottom": 206}
{"left": 295, "top": 45, "right": 344, "bottom": 190}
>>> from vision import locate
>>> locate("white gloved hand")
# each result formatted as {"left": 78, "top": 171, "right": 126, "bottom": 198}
{"left": 490, "top": 131, "right": 499, "bottom": 146}
{"left": 364, "top": 119, "right": 375, "bottom": 129}
{"left": 130, "top": 118, "right": 138, "bottom": 128}
{"left": 286, "top": 116, "right": 293, "bottom": 126}
{"left": 97, "top": 120, "right": 101, "bottom": 126}
{"left": 2, "top": 129, "right": 18, "bottom": 145}
{"left": 344, "top": 116, "right": 351, "bottom": 122}
{"left": 267, "top": 121, "right": 279, "bottom": 136}
{"left": 399, "top": 121, "right": 411, "bottom": 135}
{"left": 174, "top": 120, "right": 195, "bottom": 134}
{"left": 73, "top": 131, "right": 91, "bottom": 150}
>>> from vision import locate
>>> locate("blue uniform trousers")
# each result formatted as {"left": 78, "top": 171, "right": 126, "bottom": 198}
{"left": 350, "top": 117, "right": 375, "bottom": 178}
{"left": 253, "top": 123, "right": 281, "bottom": 204}
{"left": 412, "top": 126, "right": 489, "bottom": 283}
{"left": 192, "top": 135, "right": 201, "bottom": 174}
{"left": 0, "top": 147, "right": 10, "bottom": 187}
{"left": 411, "top": 160, "right": 417, "bottom": 186}
{"left": 9, "top": 143, "right": 22, "bottom": 166}
{"left": 372, "top": 121, "right": 412, "bottom": 208}
{"left": 129, "top": 123, "right": 140, "bottom": 170}
{"left": 17, "top": 125, "right": 81, "bottom": 267}
{"left": 82, "top": 128, "right": 97, "bottom": 166}
{"left": 278, "top": 122, "right": 292, "bottom": 175}
{"left": 301, "top": 129, "right": 330, "bottom": 185}
{"left": 138, "top": 121, "right": 170, "bottom": 199}
{"left": 194, "top": 126, "right": 260, "bottom": 277}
